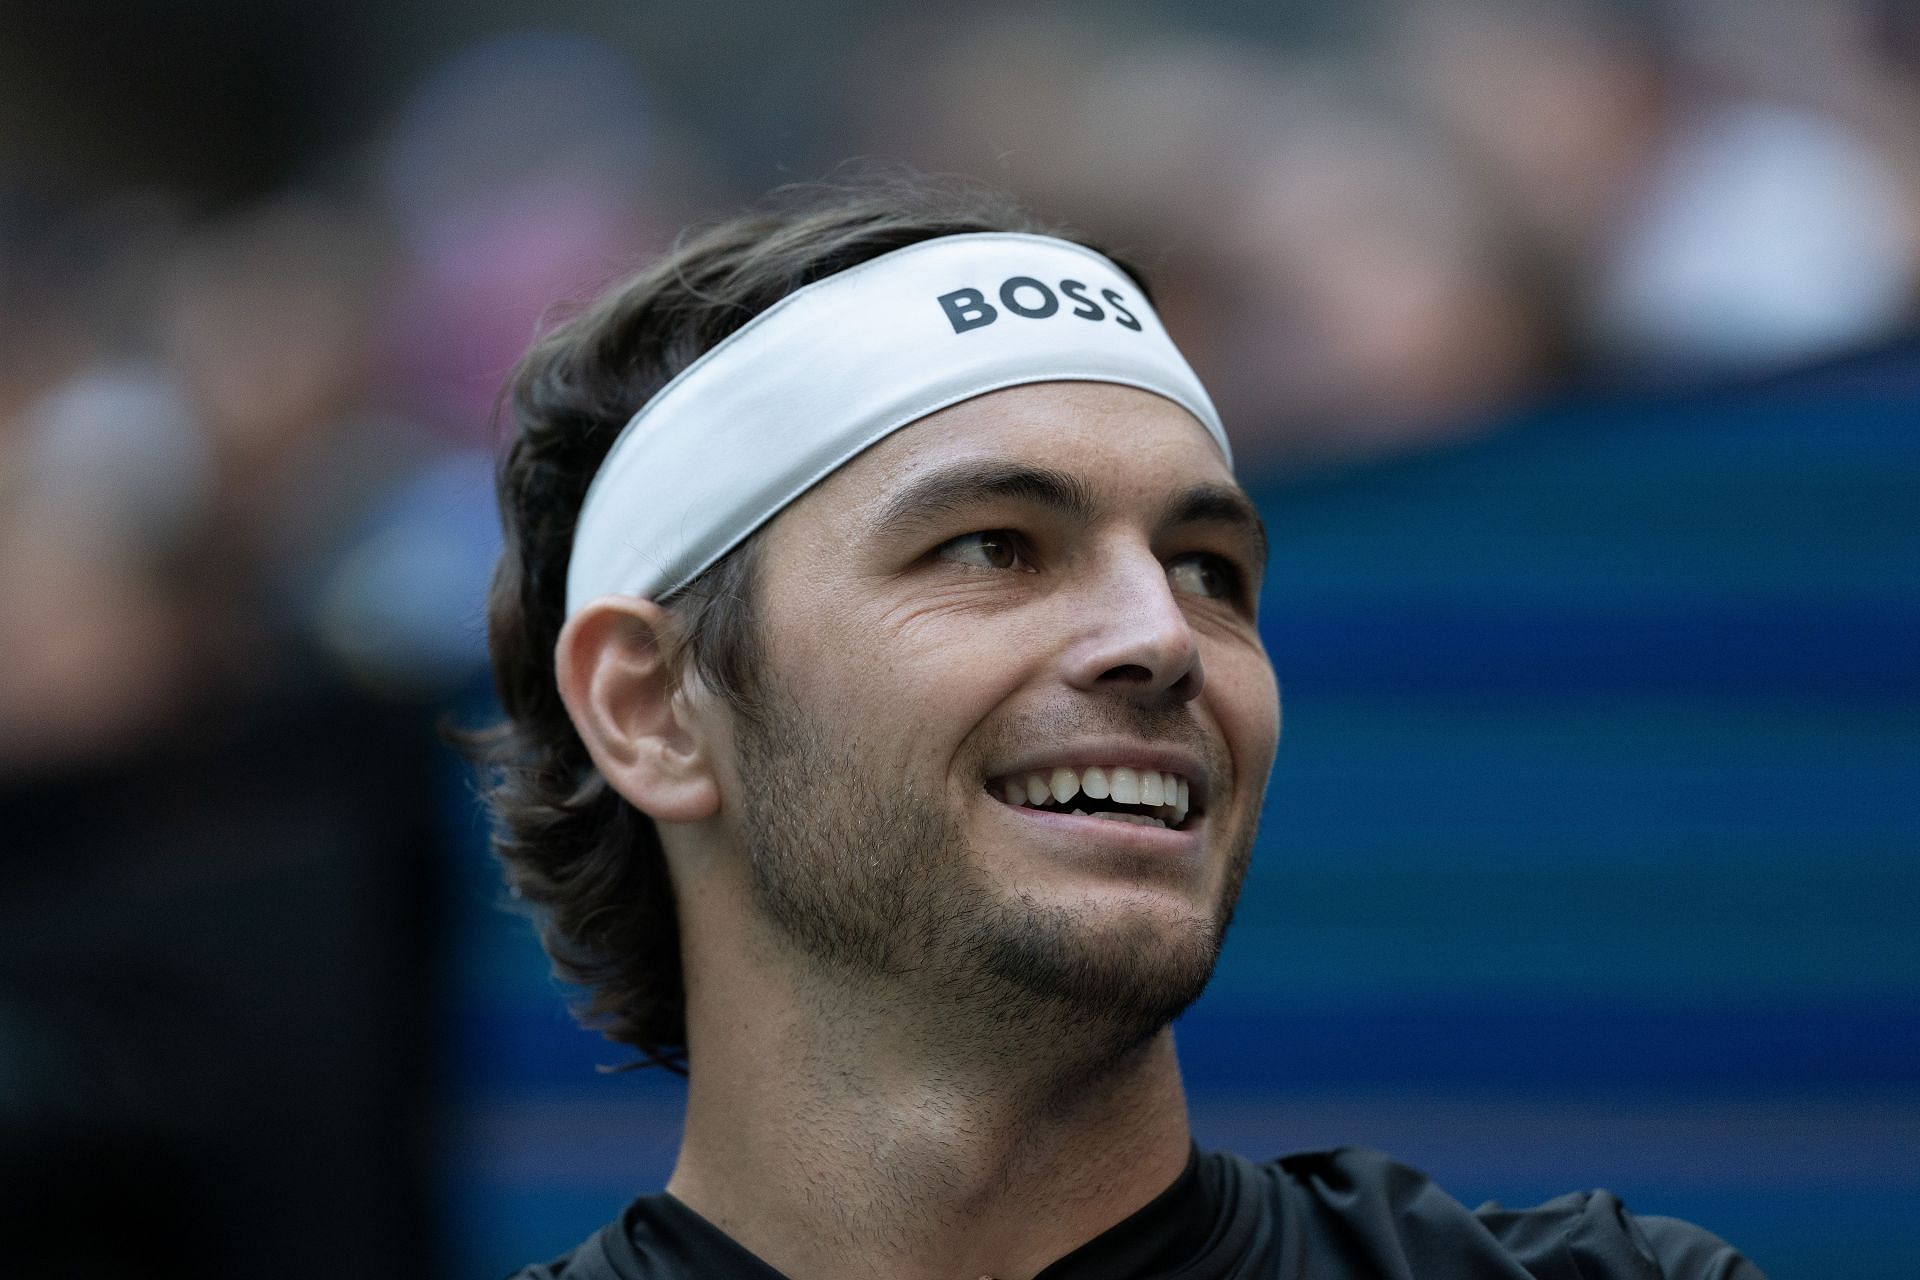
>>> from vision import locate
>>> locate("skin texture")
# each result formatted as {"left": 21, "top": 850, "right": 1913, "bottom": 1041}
{"left": 558, "top": 382, "right": 1282, "bottom": 1280}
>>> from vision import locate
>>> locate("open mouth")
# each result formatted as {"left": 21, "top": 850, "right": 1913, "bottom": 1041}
{"left": 987, "top": 765, "right": 1196, "bottom": 832}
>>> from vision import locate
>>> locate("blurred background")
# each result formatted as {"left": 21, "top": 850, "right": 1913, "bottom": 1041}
{"left": 1, "top": 0, "right": 1915, "bottom": 1275}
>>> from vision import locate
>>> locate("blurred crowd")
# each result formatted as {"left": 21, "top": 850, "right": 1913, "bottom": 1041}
{"left": 3, "top": 0, "right": 1918, "bottom": 778}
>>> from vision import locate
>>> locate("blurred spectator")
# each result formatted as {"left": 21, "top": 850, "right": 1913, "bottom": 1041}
{"left": 1398, "top": 0, "right": 1919, "bottom": 378}
{"left": 1589, "top": 96, "right": 1914, "bottom": 371}
{"left": 0, "top": 526, "right": 196, "bottom": 773}
{"left": 0, "top": 199, "right": 207, "bottom": 773}
{"left": 379, "top": 29, "right": 681, "bottom": 441}
{"left": 1196, "top": 79, "right": 1566, "bottom": 466}
{"left": 1391, "top": 0, "right": 1669, "bottom": 284}
{"left": 847, "top": 4, "right": 1145, "bottom": 230}
{"left": 162, "top": 198, "right": 427, "bottom": 640}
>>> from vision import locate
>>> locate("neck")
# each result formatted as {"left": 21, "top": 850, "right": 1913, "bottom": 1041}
{"left": 666, "top": 921, "right": 1194, "bottom": 1280}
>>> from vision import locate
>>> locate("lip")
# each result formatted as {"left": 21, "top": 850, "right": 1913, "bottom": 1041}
{"left": 987, "top": 795, "right": 1206, "bottom": 855}
{"left": 983, "top": 738, "right": 1214, "bottom": 814}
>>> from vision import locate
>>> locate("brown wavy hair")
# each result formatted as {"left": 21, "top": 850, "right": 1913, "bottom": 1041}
{"left": 466, "top": 181, "right": 1136, "bottom": 1071}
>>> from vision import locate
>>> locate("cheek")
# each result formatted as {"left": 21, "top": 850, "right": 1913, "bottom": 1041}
{"left": 1212, "top": 648, "right": 1282, "bottom": 794}
{"left": 770, "top": 603, "right": 1038, "bottom": 775}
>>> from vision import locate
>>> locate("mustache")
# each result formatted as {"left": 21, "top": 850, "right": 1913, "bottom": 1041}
{"left": 980, "top": 701, "right": 1226, "bottom": 775}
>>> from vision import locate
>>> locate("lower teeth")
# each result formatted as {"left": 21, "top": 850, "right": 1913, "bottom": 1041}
{"left": 1024, "top": 802, "right": 1175, "bottom": 829}
{"left": 1076, "top": 810, "right": 1167, "bottom": 828}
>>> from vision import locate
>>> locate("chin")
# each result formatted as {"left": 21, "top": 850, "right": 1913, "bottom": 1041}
{"left": 968, "top": 889, "right": 1225, "bottom": 1046}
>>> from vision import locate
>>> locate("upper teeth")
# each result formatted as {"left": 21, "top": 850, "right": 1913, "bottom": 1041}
{"left": 998, "top": 765, "right": 1193, "bottom": 827}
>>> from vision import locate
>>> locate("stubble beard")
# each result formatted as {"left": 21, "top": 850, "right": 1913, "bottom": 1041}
{"left": 732, "top": 686, "right": 1256, "bottom": 1067}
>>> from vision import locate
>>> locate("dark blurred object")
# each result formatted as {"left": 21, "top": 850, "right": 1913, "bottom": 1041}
{"left": 0, "top": 0, "right": 315, "bottom": 204}
{"left": 1871, "top": 0, "right": 1920, "bottom": 70}
{"left": 0, "top": 671, "right": 442, "bottom": 1279}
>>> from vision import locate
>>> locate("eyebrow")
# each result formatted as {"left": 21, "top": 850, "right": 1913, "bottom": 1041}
{"left": 867, "top": 461, "right": 1100, "bottom": 539}
{"left": 866, "top": 458, "right": 1267, "bottom": 568}
{"left": 1162, "top": 482, "right": 1269, "bottom": 570}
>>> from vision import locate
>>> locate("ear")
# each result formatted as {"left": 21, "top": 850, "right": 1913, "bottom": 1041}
{"left": 555, "top": 597, "right": 721, "bottom": 824}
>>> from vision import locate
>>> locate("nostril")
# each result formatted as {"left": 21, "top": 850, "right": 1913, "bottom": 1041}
{"left": 1169, "top": 664, "right": 1204, "bottom": 702}
{"left": 1097, "top": 660, "right": 1203, "bottom": 700}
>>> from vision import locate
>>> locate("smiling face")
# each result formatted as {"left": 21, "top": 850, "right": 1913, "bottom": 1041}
{"left": 711, "top": 381, "right": 1280, "bottom": 1046}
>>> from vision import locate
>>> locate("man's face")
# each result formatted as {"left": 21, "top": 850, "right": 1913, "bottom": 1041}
{"left": 714, "top": 382, "right": 1280, "bottom": 1043}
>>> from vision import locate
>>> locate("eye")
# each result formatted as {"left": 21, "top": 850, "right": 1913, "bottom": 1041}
{"left": 936, "top": 530, "right": 1031, "bottom": 571}
{"left": 1167, "top": 552, "right": 1240, "bottom": 600}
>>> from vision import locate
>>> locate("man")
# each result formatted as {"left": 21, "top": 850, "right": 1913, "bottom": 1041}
{"left": 474, "top": 184, "right": 1763, "bottom": 1279}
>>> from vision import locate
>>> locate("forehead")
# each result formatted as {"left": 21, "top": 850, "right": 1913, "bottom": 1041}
{"left": 798, "top": 381, "right": 1238, "bottom": 524}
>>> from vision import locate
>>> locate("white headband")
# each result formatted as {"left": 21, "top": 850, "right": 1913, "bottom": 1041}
{"left": 564, "top": 231, "right": 1229, "bottom": 613}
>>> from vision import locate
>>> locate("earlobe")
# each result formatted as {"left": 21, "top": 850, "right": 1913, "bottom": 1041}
{"left": 554, "top": 598, "right": 722, "bottom": 824}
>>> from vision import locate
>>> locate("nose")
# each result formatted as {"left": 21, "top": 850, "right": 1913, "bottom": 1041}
{"left": 1060, "top": 546, "right": 1204, "bottom": 703}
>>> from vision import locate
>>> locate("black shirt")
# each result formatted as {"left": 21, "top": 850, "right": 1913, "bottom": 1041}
{"left": 506, "top": 1146, "right": 1764, "bottom": 1279}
